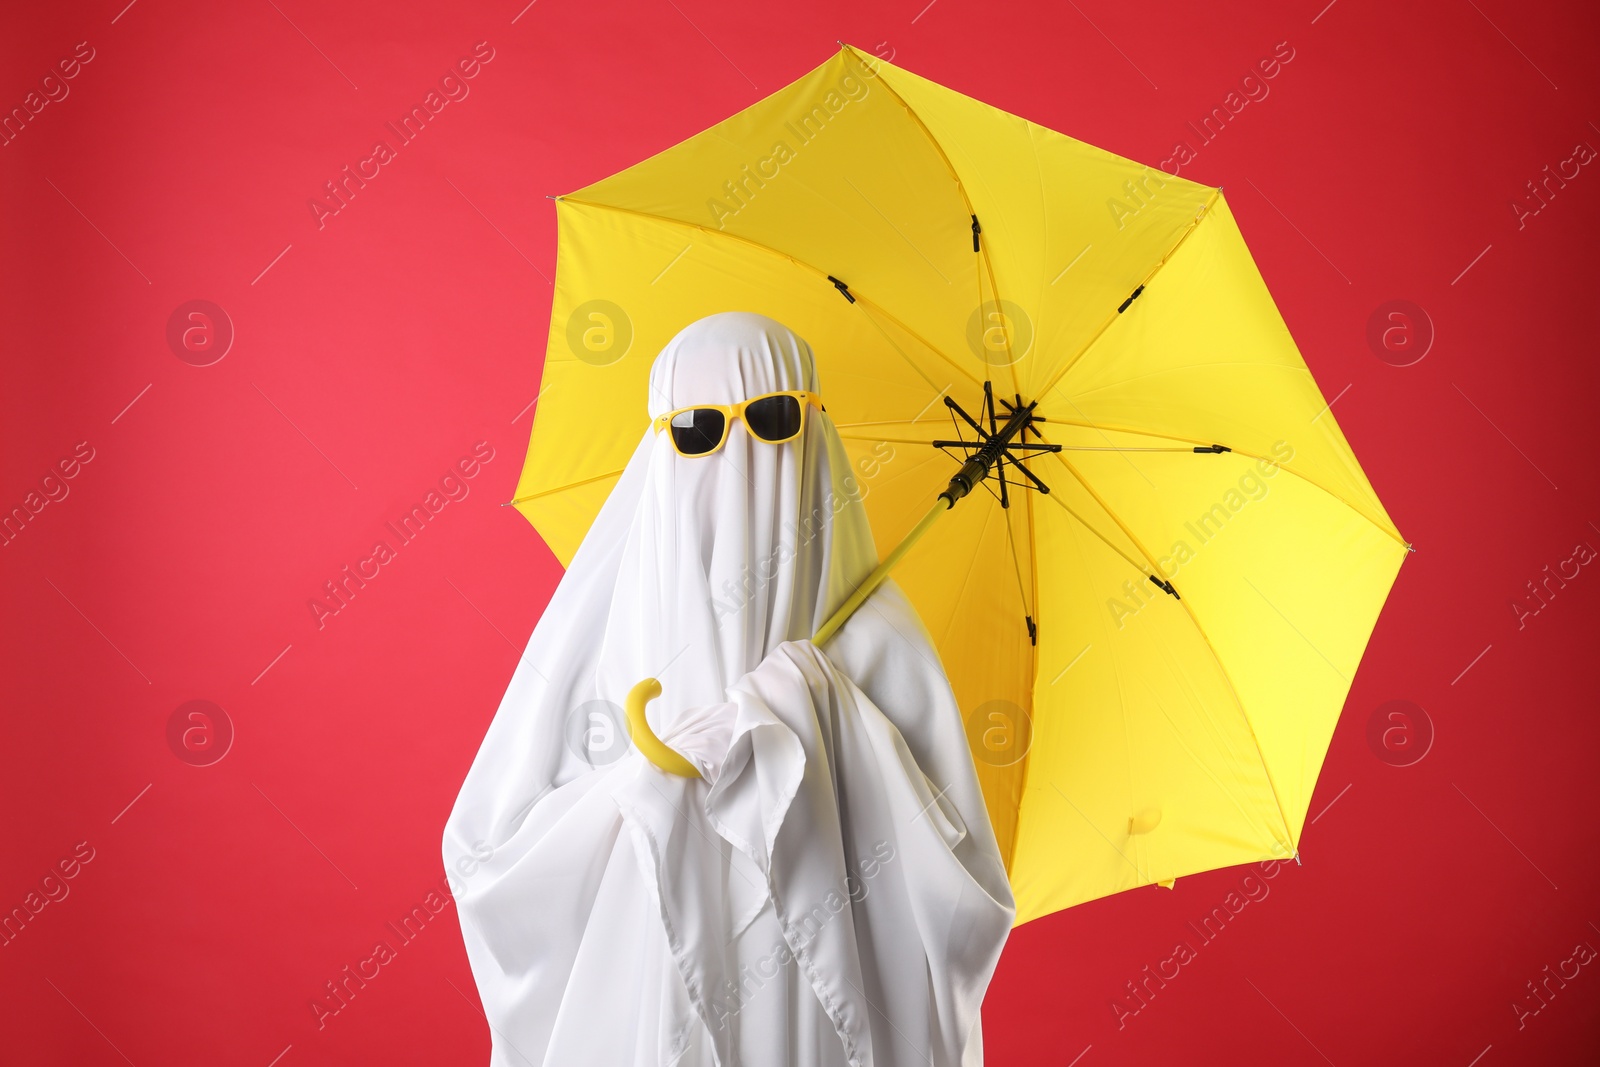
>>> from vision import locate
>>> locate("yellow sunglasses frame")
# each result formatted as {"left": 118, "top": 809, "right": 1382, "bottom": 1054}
{"left": 652, "top": 390, "right": 824, "bottom": 457}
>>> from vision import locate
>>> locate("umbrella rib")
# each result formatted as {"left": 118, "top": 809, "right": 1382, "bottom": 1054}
{"left": 508, "top": 464, "right": 628, "bottom": 504}
{"left": 833, "top": 416, "right": 948, "bottom": 430}
{"left": 1132, "top": 658, "right": 1286, "bottom": 857}
{"left": 935, "top": 501, "right": 997, "bottom": 652}
{"left": 852, "top": 297, "right": 962, "bottom": 395}
{"left": 1026, "top": 120, "right": 1051, "bottom": 392}
{"left": 1003, "top": 496, "right": 1032, "bottom": 619}
{"left": 1008, "top": 468, "right": 1042, "bottom": 873}
{"left": 1047, "top": 360, "right": 1310, "bottom": 403}
{"left": 1038, "top": 417, "right": 1405, "bottom": 546}
{"left": 836, "top": 424, "right": 1199, "bottom": 451}
{"left": 837, "top": 433, "right": 963, "bottom": 447}
{"left": 1038, "top": 490, "right": 1148, "bottom": 579}
{"left": 851, "top": 444, "right": 949, "bottom": 498}
{"left": 871, "top": 463, "right": 952, "bottom": 505}
{"left": 1044, "top": 448, "right": 1299, "bottom": 851}
{"left": 1045, "top": 505, "right": 1146, "bottom": 885}
{"left": 1034, "top": 187, "right": 1223, "bottom": 401}
{"left": 1147, "top": 636, "right": 1288, "bottom": 838}
{"left": 556, "top": 196, "right": 982, "bottom": 392}
{"left": 842, "top": 44, "right": 1021, "bottom": 400}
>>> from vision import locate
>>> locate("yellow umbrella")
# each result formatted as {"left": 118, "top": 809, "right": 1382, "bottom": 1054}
{"left": 511, "top": 44, "right": 1409, "bottom": 926}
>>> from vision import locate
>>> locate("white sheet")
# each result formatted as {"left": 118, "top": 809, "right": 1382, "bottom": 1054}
{"left": 443, "top": 312, "right": 1013, "bottom": 1066}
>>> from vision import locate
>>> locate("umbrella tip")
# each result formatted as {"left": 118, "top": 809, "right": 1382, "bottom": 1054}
{"left": 546, "top": 194, "right": 560, "bottom": 200}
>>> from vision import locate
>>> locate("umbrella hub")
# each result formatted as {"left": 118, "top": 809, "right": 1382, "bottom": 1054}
{"left": 933, "top": 384, "right": 1062, "bottom": 510}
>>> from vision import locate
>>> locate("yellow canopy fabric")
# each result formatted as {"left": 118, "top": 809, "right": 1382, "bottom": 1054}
{"left": 512, "top": 44, "right": 1408, "bottom": 925}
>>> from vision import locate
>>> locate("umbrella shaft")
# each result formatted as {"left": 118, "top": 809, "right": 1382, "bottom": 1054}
{"left": 813, "top": 396, "right": 1037, "bottom": 645}
{"left": 942, "top": 401, "right": 1035, "bottom": 505}
{"left": 812, "top": 498, "right": 948, "bottom": 646}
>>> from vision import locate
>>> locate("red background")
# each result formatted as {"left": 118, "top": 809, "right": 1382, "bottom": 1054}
{"left": 3, "top": 0, "right": 1597, "bottom": 1064}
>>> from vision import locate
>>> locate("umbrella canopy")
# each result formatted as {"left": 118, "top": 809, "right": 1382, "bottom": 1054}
{"left": 511, "top": 44, "right": 1408, "bottom": 925}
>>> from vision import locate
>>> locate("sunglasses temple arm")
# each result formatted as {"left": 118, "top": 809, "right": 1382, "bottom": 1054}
{"left": 812, "top": 497, "right": 948, "bottom": 646}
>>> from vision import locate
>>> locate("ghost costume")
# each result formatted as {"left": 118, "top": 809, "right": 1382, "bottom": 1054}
{"left": 442, "top": 312, "right": 1014, "bottom": 1067}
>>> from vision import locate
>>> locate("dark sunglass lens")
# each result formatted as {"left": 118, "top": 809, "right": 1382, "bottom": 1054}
{"left": 670, "top": 409, "right": 725, "bottom": 455}
{"left": 743, "top": 395, "right": 802, "bottom": 442}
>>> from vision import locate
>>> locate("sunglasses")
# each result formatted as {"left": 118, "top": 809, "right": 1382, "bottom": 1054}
{"left": 653, "top": 390, "right": 824, "bottom": 457}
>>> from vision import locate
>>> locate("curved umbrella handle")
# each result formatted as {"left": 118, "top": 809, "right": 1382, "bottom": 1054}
{"left": 624, "top": 678, "right": 702, "bottom": 779}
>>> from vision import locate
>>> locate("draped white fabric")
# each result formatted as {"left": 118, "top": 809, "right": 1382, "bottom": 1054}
{"left": 442, "top": 312, "right": 1013, "bottom": 1066}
